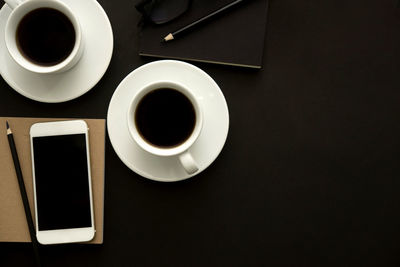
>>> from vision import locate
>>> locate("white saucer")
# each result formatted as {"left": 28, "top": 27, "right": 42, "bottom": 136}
{"left": 107, "top": 60, "right": 229, "bottom": 182}
{"left": 0, "top": 0, "right": 113, "bottom": 103}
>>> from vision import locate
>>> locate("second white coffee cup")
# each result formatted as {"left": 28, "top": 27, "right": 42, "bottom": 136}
{"left": 127, "top": 81, "right": 203, "bottom": 175}
{"left": 4, "top": 0, "right": 83, "bottom": 74}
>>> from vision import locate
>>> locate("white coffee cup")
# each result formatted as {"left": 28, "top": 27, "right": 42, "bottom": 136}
{"left": 4, "top": 0, "right": 83, "bottom": 74}
{"left": 127, "top": 81, "right": 203, "bottom": 175}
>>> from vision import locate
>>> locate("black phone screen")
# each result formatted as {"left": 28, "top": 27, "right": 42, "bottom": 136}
{"left": 32, "top": 134, "right": 92, "bottom": 231}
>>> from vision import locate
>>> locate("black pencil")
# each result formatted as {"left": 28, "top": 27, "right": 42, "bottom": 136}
{"left": 163, "top": 0, "right": 245, "bottom": 42}
{"left": 6, "top": 121, "right": 42, "bottom": 267}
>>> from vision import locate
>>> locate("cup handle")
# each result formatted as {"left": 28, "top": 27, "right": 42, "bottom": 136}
{"left": 179, "top": 151, "right": 199, "bottom": 175}
{"left": 5, "top": 0, "right": 24, "bottom": 9}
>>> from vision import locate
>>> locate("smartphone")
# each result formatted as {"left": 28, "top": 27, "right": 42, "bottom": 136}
{"left": 30, "top": 120, "right": 95, "bottom": 245}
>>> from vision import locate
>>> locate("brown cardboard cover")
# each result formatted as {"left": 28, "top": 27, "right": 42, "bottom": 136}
{"left": 0, "top": 117, "right": 105, "bottom": 244}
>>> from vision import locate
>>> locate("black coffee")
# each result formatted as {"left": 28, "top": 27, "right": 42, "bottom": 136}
{"left": 16, "top": 8, "right": 75, "bottom": 66}
{"left": 135, "top": 88, "right": 196, "bottom": 148}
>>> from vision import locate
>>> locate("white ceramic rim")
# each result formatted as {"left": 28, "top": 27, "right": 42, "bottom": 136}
{"left": 4, "top": 0, "right": 82, "bottom": 74}
{"left": 127, "top": 80, "right": 203, "bottom": 157}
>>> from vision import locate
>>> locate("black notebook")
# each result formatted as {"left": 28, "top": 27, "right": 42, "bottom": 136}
{"left": 138, "top": 0, "right": 269, "bottom": 69}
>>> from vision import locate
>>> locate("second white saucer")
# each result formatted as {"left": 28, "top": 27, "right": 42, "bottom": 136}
{"left": 0, "top": 0, "right": 113, "bottom": 103}
{"left": 107, "top": 60, "right": 229, "bottom": 182}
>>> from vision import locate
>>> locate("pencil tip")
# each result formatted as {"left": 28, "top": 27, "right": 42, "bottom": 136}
{"left": 6, "top": 121, "right": 9, "bottom": 129}
{"left": 163, "top": 33, "right": 174, "bottom": 42}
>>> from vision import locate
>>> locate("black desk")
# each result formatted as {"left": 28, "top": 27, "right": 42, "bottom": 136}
{"left": 2, "top": 0, "right": 400, "bottom": 266}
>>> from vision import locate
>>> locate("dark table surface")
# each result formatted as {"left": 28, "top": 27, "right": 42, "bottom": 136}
{"left": 2, "top": 0, "right": 400, "bottom": 266}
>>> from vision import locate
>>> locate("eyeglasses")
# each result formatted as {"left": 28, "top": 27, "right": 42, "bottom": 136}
{"left": 135, "top": 0, "right": 192, "bottom": 25}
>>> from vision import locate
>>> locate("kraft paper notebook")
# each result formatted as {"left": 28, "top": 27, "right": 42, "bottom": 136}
{"left": 139, "top": 0, "right": 269, "bottom": 69}
{"left": 0, "top": 117, "right": 105, "bottom": 244}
